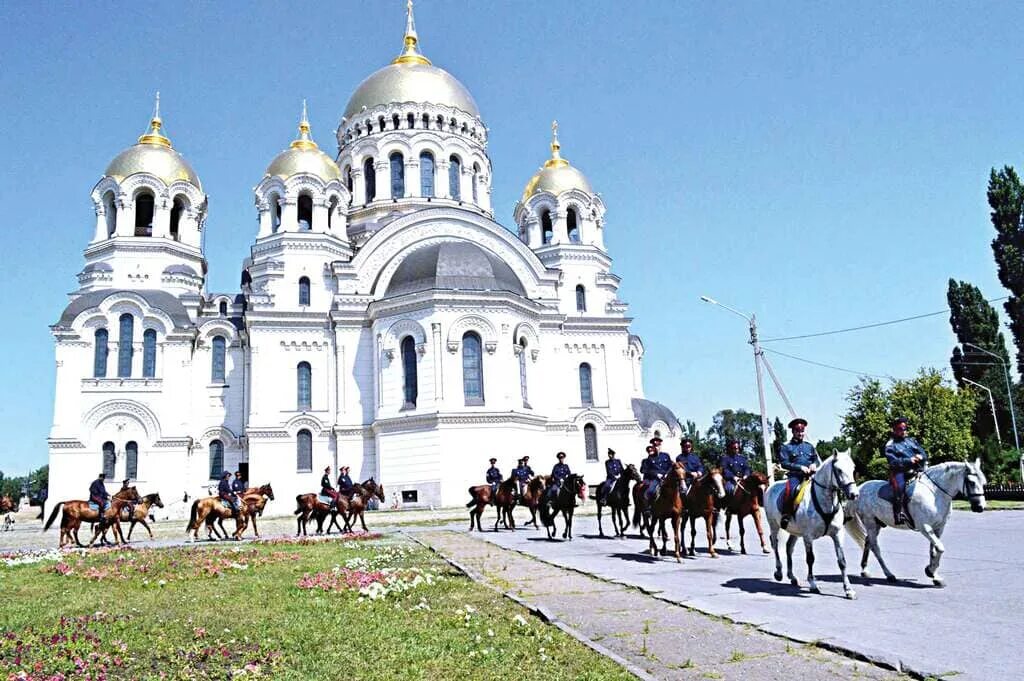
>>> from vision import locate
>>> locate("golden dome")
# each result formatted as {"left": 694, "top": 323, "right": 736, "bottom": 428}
{"left": 521, "top": 121, "right": 593, "bottom": 203}
{"left": 105, "top": 94, "right": 202, "bottom": 189}
{"left": 265, "top": 101, "right": 341, "bottom": 181}
{"left": 342, "top": 1, "right": 479, "bottom": 121}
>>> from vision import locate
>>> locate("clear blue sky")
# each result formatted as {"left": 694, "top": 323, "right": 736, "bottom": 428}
{"left": 1, "top": 2, "right": 1022, "bottom": 475}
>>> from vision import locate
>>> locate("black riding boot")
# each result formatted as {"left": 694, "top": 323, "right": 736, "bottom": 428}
{"left": 892, "top": 499, "right": 905, "bottom": 526}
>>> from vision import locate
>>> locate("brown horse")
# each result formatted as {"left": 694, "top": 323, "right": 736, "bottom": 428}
{"left": 0, "top": 495, "right": 13, "bottom": 513}
{"left": 596, "top": 464, "right": 641, "bottom": 538}
{"left": 466, "top": 478, "right": 518, "bottom": 532}
{"left": 345, "top": 480, "right": 385, "bottom": 533}
{"left": 185, "top": 494, "right": 248, "bottom": 541}
{"left": 85, "top": 497, "right": 136, "bottom": 547}
{"left": 293, "top": 491, "right": 348, "bottom": 536}
{"left": 44, "top": 486, "right": 142, "bottom": 548}
{"left": 722, "top": 472, "right": 770, "bottom": 554}
{"left": 122, "top": 493, "right": 165, "bottom": 541}
{"left": 520, "top": 476, "right": 546, "bottom": 528}
{"left": 646, "top": 463, "right": 686, "bottom": 561}
{"left": 207, "top": 484, "right": 275, "bottom": 539}
{"left": 681, "top": 468, "right": 726, "bottom": 558}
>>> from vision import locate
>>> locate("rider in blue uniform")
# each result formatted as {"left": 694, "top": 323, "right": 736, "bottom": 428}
{"left": 218, "top": 470, "right": 240, "bottom": 513}
{"left": 641, "top": 437, "right": 673, "bottom": 502}
{"left": 337, "top": 466, "right": 354, "bottom": 496}
{"left": 512, "top": 458, "right": 531, "bottom": 499}
{"left": 89, "top": 472, "right": 110, "bottom": 511}
{"left": 321, "top": 466, "right": 339, "bottom": 507}
{"left": 719, "top": 440, "right": 752, "bottom": 496}
{"left": 546, "top": 452, "right": 571, "bottom": 503}
{"left": 778, "top": 418, "right": 820, "bottom": 529}
{"left": 486, "top": 458, "right": 502, "bottom": 497}
{"left": 231, "top": 470, "right": 247, "bottom": 495}
{"left": 885, "top": 417, "right": 928, "bottom": 527}
{"left": 599, "top": 448, "right": 623, "bottom": 500}
{"left": 675, "top": 438, "right": 704, "bottom": 493}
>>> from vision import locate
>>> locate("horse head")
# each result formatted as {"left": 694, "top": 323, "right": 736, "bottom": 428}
{"left": 569, "top": 474, "right": 587, "bottom": 501}
{"left": 625, "top": 463, "right": 642, "bottom": 482}
{"left": 963, "top": 458, "right": 987, "bottom": 513}
{"left": 707, "top": 468, "right": 726, "bottom": 499}
{"left": 147, "top": 493, "right": 164, "bottom": 508}
{"left": 374, "top": 484, "right": 385, "bottom": 502}
{"left": 260, "top": 483, "right": 275, "bottom": 501}
{"left": 830, "top": 449, "right": 859, "bottom": 500}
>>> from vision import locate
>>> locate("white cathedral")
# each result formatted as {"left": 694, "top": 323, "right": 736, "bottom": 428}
{"left": 47, "top": 5, "right": 682, "bottom": 513}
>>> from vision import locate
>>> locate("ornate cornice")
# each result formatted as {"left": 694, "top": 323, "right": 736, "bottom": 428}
{"left": 48, "top": 438, "right": 87, "bottom": 450}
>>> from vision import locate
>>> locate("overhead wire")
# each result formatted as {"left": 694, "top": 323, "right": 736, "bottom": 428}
{"left": 762, "top": 348, "right": 897, "bottom": 380}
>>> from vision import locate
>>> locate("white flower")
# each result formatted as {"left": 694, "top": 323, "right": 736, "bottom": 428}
{"left": 513, "top": 614, "right": 528, "bottom": 627}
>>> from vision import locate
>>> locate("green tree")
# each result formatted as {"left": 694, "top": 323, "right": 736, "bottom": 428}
{"left": 815, "top": 436, "right": 850, "bottom": 459}
{"left": 705, "top": 409, "right": 765, "bottom": 471}
{"left": 988, "top": 166, "right": 1024, "bottom": 374}
{"left": 771, "top": 417, "right": 786, "bottom": 458}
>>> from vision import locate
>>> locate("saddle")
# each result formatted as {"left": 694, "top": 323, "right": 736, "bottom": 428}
{"left": 88, "top": 502, "right": 100, "bottom": 512}
{"left": 317, "top": 494, "right": 334, "bottom": 506}
{"left": 878, "top": 477, "right": 917, "bottom": 503}
{"left": 793, "top": 480, "right": 811, "bottom": 507}
{"left": 220, "top": 499, "right": 234, "bottom": 511}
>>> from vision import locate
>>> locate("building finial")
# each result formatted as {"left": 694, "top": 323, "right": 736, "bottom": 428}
{"left": 392, "top": 0, "right": 431, "bottom": 66}
{"left": 544, "top": 119, "right": 568, "bottom": 169}
{"left": 291, "top": 98, "right": 318, "bottom": 151}
{"left": 138, "top": 91, "right": 172, "bottom": 148}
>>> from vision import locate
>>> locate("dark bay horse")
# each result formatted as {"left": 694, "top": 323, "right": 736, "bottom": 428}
{"left": 123, "top": 493, "right": 165, "bottom": 541}
{"left": 647, "top": 463, "right": 686, "bottom": 561}
{"left": 466, "top": 478, "right": 518, "bottom": 532}
{"left": 345, "top": 480, "right": 385, "bottom": 532}
{"left": 209, "top": 484, "right": 274, "bottom": 538}
{"left": 294, "top": 491, "right": 345, "bottom": 536}
{"left": 596, "top": 464, "right": 641, "bottom": 538}
{"left": 45, "top": 486, "right": 142, "bottom": 548}
{"left": 682, "top": 468, "right": 726, "bottom": 558}
{"left": 539, "top": 474, "right": 587, "bottom": 540}
{"left": 722, "top": 472, "right": 770, "bottom": 554}
{"left": 520, "top": 476, "right": 546, "bottom": 528}
{"left": 0, "top": 495, "right": 13, "bottom": 513}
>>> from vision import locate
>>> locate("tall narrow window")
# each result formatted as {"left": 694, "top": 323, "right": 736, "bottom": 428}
{"left": 472, "top": 163, "right": 480, "bottom": 203}
{"left": 449, "top": 155, "right": 462, "bottom": 200}
{"left": 296, "top": 429, "right": 312, "bottom": 472}
{"left": 170, "top": 197, "right": 185, "bottom": 241}
{"left": 297, "top": 361, "right": 311, "bottom": 410}
{"left": 364, "top": 157, "right": 376, "bottom": 202}
{"left": 390, "top": 153, "right": 405, "bottom": 198}
{"left": 102, "top": 191, "right": 116, "bottom": 237}
{"left": 219, "top": 301, "right": 228, "bottom": 316}
{"left": 126, "top": 441, "right": 138, "bottom": 479}
{"left": 344, "top": 166, "right": 353, "bottom": 194}
{"left": 298, "top": 277, "right": 311, "bottom": 306}
{"left": 401, "top": 336, "right": 418, "bottom": 408}
{"left": 117, "top": 313, "right": 134, "bottom": 378}
{"left": 209, "top": 439, "right": 224, "bottom": 479}
{"left": 567, "top": 207, "right": 580, "bottom": 243}
{"left": 297, "top": 194, "right": 313, "bottom": 231}
{"left": 579, "top": 362, "right": 593, "bottom": 406}
{"left": 420, "top": 152, "right": 435, "bottom": 197}
{"left": 328, "top": 196, "right": 339, "bottom": 230}
{"left": 134, "top": 192, "right": 154, "bottom": 236}
{"left": 462, "top": 332, "right": 484, "bottom": 404}
{"left": 269, "top": 193, "right": 282, "bottom": 233}
{"left": 576, "top": 285, "right": 587, "bottom": 313}
{"left": 102, "top": 441, "right": 116, "bottom": 479}
{"left": 142, "top": 329, "right": 157, "bottom": 378}
{"left": 211, "top": 336, "right": 226, "bottom": 383}
{"left": 584, "top": 424, "right": 598, "bottom": 461}
{"left": 541, "top": 210, "right": 553, "bottom": 244}
{"left": 518, "top": 337, "right": 529, "bottom": 408}
{"left": 93, "top": 328, "right": 109, "bottom": 378}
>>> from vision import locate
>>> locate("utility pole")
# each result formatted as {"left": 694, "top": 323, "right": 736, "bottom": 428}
{"left": 965, "top": 342, "right": 1021, "bottom": 482}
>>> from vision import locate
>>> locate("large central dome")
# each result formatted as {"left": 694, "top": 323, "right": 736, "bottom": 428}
{"left": 342, "top": 2, "right": 479, "bottom": 122}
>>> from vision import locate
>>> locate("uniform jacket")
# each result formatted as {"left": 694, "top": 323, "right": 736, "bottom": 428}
{"left": 513, "top": 465, "right": 531, "bottom": 481}
{"left": 676, "top": 452, "right": 705, "bottom": 477}
{"left": 337, "top": 474, "right": 353, "bottom": 494}
{"left": 720, "top": 454, "right": 751, "bottom": 481}
{"left": 884, "top": 437, "right": 928, "bottom": 472}
{"left": 605, "top": 458, "right": 623, "bottom": 480}
{"left": 218, "top": 478, "right": 234, "bottom": 500}
{"left": 779, "top": 441, "right": 820, "bottom": 477}
{"left": 486, "top": 466, "right": 503, "bottom": 484}
{"left": 321, "top": 474, "right": 334, "bottom": 492}
{"left": 89, "top": 479, "right": 109, "bottom": 504}
{"left": 640, "top": 456, "right": 660, "bottom": 480}
{"left": 551, "top": 462, "right": 571, "bottom": 482}
{"left": 231, "top": 478, "right": 247, "bottom": 494}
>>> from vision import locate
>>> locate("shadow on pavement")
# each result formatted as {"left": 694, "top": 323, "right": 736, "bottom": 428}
{"left": 720, "top": 577, "right": 814, "bottom": 597}
{"left": 607, "top": 552, "right": 662, "bottom": 564}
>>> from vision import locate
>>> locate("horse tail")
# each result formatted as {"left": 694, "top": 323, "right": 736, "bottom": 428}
{"left": 466, "top": 487, "right": 478, "bottom": 508}
{"left": 186, "top": 499, "right": 199, "bottom": 531}
{"left": 43, "top": 502, "right": 64, "bottom": 531}
{"left": 844, "top": 503, "right": 867, "bottom": 549}
{"left": 538, "top": 500, "right": 553, "bottom": 527}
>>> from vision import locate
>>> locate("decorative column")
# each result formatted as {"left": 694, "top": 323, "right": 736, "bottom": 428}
{"left": 281, "top": 198, "right": 298, "bottom": 233}
{"left": 437, "top": 159, "right": 451, "bottom": 199}
{"left": 432, "top": 323, "right": 443, "bottom": 404}
{"left": 115, "top": 193, "right": 133, "bottom": 236}
{"left": 351, "top": 167, "right": 366, "bottom": 206}
{"left": 375, "top": 161, "right": 391, "bottom": 201}
{"left": 152, "top": 197, "right": 171, "bottom": 238}
{"left": 404, "top": 158, "right": 418, "bottom": 198}
{"left": 92, "top": 205, "right": 108, "bottom": 242}
{"left": 553, "top": 209, "right": 569, "bottom": 244}
{"left": 312, "top": 198, "right": 329, "bottom": 233}
{"left": 256, "top": 200, "right": 273, "bottom": 238}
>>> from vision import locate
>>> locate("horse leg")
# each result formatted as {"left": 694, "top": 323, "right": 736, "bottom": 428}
{"left": 672, "top": 515, "right": 682, "bottom": 563}
{"left": 493, "top": 505, "right": 501, "bottom": 532}
{"left": 803, "top": 536, "right": 818, "bottom": 593}
{"left": 832, "top": 531, "right": 856, "bottom": 599}
{"left": 785, "top": 534, "right": 799, "bottom": 585}
{"left": 753, "top": 508, "right": 769, "bottom": 554}
{"left": 725, "top": 511, "right": 734, "bottom": 551}
{"left": 770, "top": 526, "right": 783, "bottom": 581}
{"left": 862, "top": 519, "right": 896, "bottom": 582}
{"left": 737, "top": 514, "right": 747, "bottom": 555}
{"left": 688, "top": 514, "right": 697, "bottom": 556}
{"left": 706, "top": 513, "right": 718, "bottom": 558}
{"left": 921, "top": 523, "right": 946, "bottom": 586}
{"left": 251, "top": 514, "right": 259, "bottom": 538}
{"left": 647, "top": 515, "right": 658, "bottom": 557}
{"left": 597, "top": 503, "right": 604, "bottom": 538}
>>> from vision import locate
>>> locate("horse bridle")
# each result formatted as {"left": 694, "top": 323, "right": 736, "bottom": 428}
{"left": 920, "top": 465, "right": 984, "bottom": 502}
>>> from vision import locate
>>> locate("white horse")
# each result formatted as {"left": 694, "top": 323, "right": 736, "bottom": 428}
{"left": 846, "top": 459, "right": 986, "bottom": 587}
{"left": 765, "top": 449, "right": 860, "bottom": 599}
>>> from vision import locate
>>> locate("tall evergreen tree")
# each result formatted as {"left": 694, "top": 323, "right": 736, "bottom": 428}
{"left": 988, "top": 166, "right": 1024, "bottom": 374}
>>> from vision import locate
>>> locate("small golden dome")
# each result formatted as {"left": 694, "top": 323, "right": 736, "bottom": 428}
{"left": 342, "top": 0, "right": 479, "bottom": 121}
{"left": 104, "top": 93, "right": 202, "bottom": 189}
{"left": 265, "top": 101, "right": 341, "bottom": 181}
{"left": 521, "top": 121, "right": 593, "bottom": 204}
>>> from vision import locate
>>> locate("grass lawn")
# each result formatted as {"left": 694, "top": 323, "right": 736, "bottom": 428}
{"left": 0, "top": 534, "right": 632, "bottom": 680}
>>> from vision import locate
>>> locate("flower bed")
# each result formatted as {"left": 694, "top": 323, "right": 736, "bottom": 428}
{"left": 47, "top": 547, "right": 300, "bottom": 583}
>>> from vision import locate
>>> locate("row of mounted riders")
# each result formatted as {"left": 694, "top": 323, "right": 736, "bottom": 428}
{"left": 43, "top": 472, "right": 385, "bottom": 547}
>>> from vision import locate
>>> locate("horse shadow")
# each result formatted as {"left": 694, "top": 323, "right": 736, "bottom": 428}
{"left": 815, "top": 573, "right": 934, "bottom": 590}
{"left": 579, "top": 533, "right": 626, "bottom": 540}
{"left": 607, "top": 552, "right": 662, "bottom": 564}
{"left": 720, "top": 577, "right": 818, "bottom": 598}
{"left": 526, "top": 536, "right": 569, "bottom": 543}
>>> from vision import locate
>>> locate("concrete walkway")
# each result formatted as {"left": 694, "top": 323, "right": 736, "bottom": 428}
{"left": 416, "top": 530, "right": 910, "bottom": 681}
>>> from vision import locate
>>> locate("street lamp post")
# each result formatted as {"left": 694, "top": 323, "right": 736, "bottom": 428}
{"left": 964, "top": 342, "right": 1021, "bottom": 481}
{"left": 962, "top": 377, "right": 1001, "bottom": 446}
{"left": 700, "top": 296, "right": 773, "bottom": 476}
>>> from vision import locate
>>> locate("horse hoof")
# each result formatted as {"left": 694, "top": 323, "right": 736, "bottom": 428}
{"left": 810, "top": 585, "right": 821, "bottom": 594}
{"left": 761, "top": 548, "right": 770, "bottom": 554}
{"left": 790, "top": 578, "right": 799, "bottom": 587}
{"left": 710, "top": 553, "right": 719, "bottom": 559}
{"left": 774, "top": 571, "right": 783, "bottom": 582}
{"left": 932, "top": 577, "right": 945, "bottom": 587}
{"left": 845, "top": 590, "right": 857, "bottom": 600}
{"left": 886, "top": 574, "right": 897, "bottom": 583}
{"left": 924, "top": 566, "right": 935, "bottom": 578}
{"left": 860, "top": 570, "right": 871, "bottom": 579}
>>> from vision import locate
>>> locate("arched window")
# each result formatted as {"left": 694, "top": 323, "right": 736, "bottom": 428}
{"left": 297, "top": 361, "right": 312, "bottom": 411}
{"left": 472, "top": 163, "right": 480, "bottom": 203}
{"left": 134, "top": 192, "right": 154, "bottom": 236}
{"left": 575, "top": 285, "right": 587, "bottom": 313}
{"left": 117, "top": 313, "right": 134, "bottom": 378}
{"left": 269, "top": 193, "right": 282, "bottom": 233}
{"left": 579, "top": 362, "right": 593, "bottom": 406}
{"left": 102, "top": 441, "right": 116, "bottom": 479}
{"left": 392, "top": 113, "right": 400, "bottom": 130}
{"left": 567, "top": 207, "right": 580, "bottom": 243}
{"left": 363, "top": 157, "right": 376, "bottom": 202}
{"left": 126, "top": 441, "right": 138, "bottom": 479}
{"left": 328, "top": 195, "right": 339, "bottom": 230}
{"left": 422, "top": 113, "right": 430, "bottom": 129}
{"left": 211, "top": 336, "right": 226, "bottom": 383}
{"left": 217, "top": 300, "right": 227, "bottom": 316}
{"left": 93, "top": 328, "right": 109, "bottom": 378}
{"left": 518, "top": 336, "right": 529, "bottom": 408}
{"left": 170, "top": 197, "right": 185, "bottom": 241}
{"left": 390, "top": 153, "right": 405, "bottom": 198}
{"left": 344, "top": 166, "right": 353, "bottom": 194}
{"left": 541, "top": 210, "right": 554, "bottom": 244}
{"left": 296, "top": 429, "right": 312, "bottom": 472}
{"left": 102, "top": 191, "right": 116, "bottom": 237}
{"left": 297, "top": 194, "right": 313, "bottom": 231}
{"left": 401, "top": 336, "right": 418, "bottom": 408}
{"left": 142, "top": 329, "right": 157, "bottom": 378}
{"left": 462, "top": 332, "right": 484, "bottom": 404}
{"left": 420, "top": 152, "right": 435, "bottom": 197}
{"left": 298, "top": 277, "right": 311, "bottom": 306}
{"left": 407, "top": 112, "right": 415, "bottom": 129}
{"left": 584, "top": 424, "right": 598, "bottom": 461}
{"left": 209, "top": 439, "right": 224, "bottom": 480}
{"left": 449, "top": 155, "right": 462, "bottom": 200}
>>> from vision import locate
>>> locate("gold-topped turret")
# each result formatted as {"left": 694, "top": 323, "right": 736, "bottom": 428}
{"left": 137, "top": 92, "right": 172, "bottom": 148}
{"left": 264, "top": 100, "right": 340, "bottom": 181}
{"left": 521, "top": 121, "right": 593, "bottom": 204}
{"left": 392, "top": 0, "right": 432, "bottom": 66}
{"left": 544, "top": 120, "right": 569, "bottom": 169}
{"left": 290, "top": 99, "right": 319, "bottom": 151}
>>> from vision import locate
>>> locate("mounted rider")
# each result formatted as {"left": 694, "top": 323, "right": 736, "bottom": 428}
{"left": 546, "top": 452, "right": 571, "bottom": 503}
{"left": 675, "top": 438, "right": 704, "bottom": 493}
{"left": 337, "top": 466, "right": 354, "bottom": 497}
{"left": 720, "top": 439, "right": 752, "bottom": 496}
{"left": 885, "top": 417, "right": 928, "bottom": 527}
{"left": 321, "top": 465, "right": 340, "bottom": 508}
{"left": 599, "top": 448, "right": 623, "bottom": 500}
{"left": 779, "top": 418, "right": 820, "bottom": 529}
{"left": 513, "top": 458, "right": 531, "bottom": 499}
{"left": 640, "top": 437, "right": 673, "bottom": 502}
{"left": 231, "top": 470, "right": 247, "bottom": 495}
{"left": 218, "top": 470, "right": 241, "bottom": 513}
{"left": 119, "top": 478, "right": 137, "bottom": 518}
{"left": 89, "top": 472, "right": 110, "bottom": 512}
{"left": 486, "top": 458, "right": 502, "bottom": 497}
